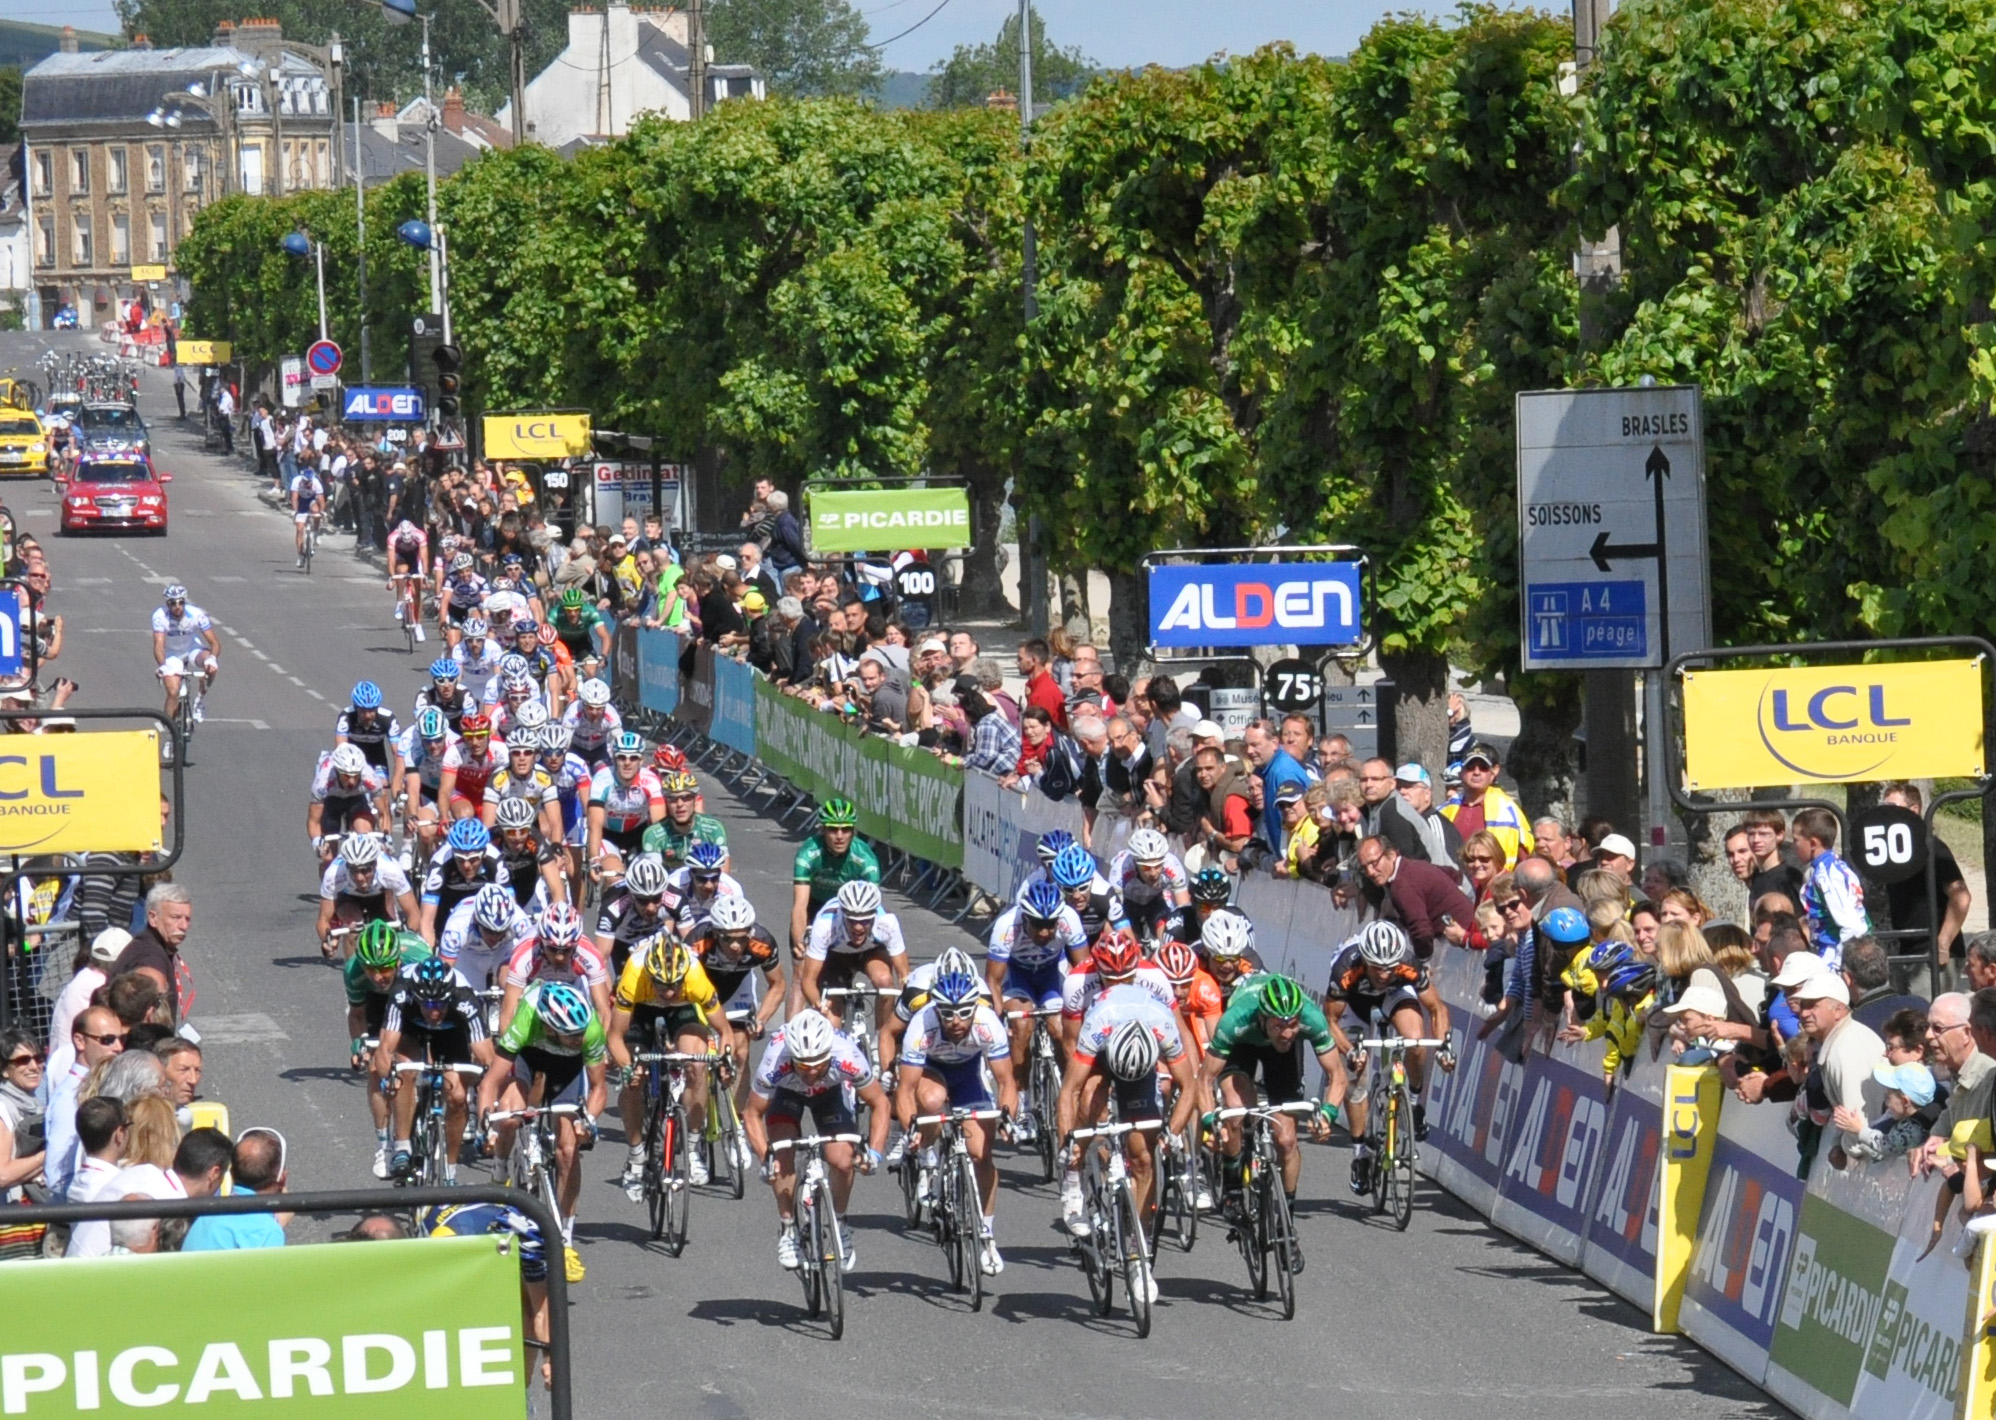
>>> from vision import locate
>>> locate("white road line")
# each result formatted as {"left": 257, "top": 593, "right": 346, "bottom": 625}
{"left": 268, "top": 663, "right": 285, "bottom": 674}
{"left": 71, "top": 577, "right": 112, "bottom": 585}
{"left": 305, "top": 688, "right": 325, "bottom": 701}
{"left": 287, "top": 675, "right": 305, "bottom": 686}
{"left": 203, "top": 717, "right": 271, "bottom": 729}
{"left": 250, "top": 649, "right": 268, "bottom": 661}
{"left": 210, "top": 575, "right": 246, "bottom": 583}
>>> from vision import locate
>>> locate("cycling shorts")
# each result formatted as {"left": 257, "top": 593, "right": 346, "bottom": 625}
{"left": 361, "top": 992, "right": 393, "bottom": 1035}
{"left": 624, "top": 1002, "right": 709, "bottom": 1046}
{"left": 158, "top": 653, "right": 217, "bottom": 679}
{"left": 513, "top": 1047, "right": 586, "bottom": 1106}
{"left": 1106, "top": 1071, "right": 1162, "bottom": 1123}
{"left": 1215, "top": 1039, "right": 1307, "bottom": 1106}
{"left": 820, "top": 948, "right": 892, "bottom": 997}
{"left": 601, "top": 823, "right": 646, "bottom": 857}
{"left": 765, "top": 1086, "right": 856, "bottom": 1135}
{"left": 1337, "top": 987, "right": 1424, "bottom": 1029}
{"left": 400, "top": 1023, "right": 476, "bottom": 1066}
{"left": 1001, "top": 958, "right": 1067, "bottom": 1011}
{"left": 928, "top": 1056, "right": 995, "bottom": 1110}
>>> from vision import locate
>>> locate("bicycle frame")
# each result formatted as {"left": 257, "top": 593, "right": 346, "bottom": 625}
{"left": 1071, "top": 1115, "right": 1162, "bottom": 1336}
{"left": 770, "top": 1133, "right": 862, "bottom": 1338}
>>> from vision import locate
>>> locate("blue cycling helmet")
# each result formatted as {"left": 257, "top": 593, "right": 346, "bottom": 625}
{"left": 929, "top": 965, "right": 981, "bottom": 1009}
{"left": 430, "top": 656, "right": 462, "bottom": 682}
{"left": 1604, "top": 962, "right": 1658, "bottom": 999}
{"left": 416, "top": 707, "right": 447, "bottom": 741}
{"left": 1542, "top": 906, "right": 1590, "bottom": 945}
{"left": 536, "top": 981, "right": 593, "bottom": 1036}
{"left": 416, "top": 1203, "right": 545, "bottom": 1282}
{"left": 1586, "top": 940, "right": 1635, "bottom": 975}
{"left": 1037, "top": 829, "right": 1077, "bottom": 865}
{"left": 351, "top": 680, "right": 383, "bottom": 710}
{"left": 446, "top": 818, "right": 490, "bottom": 854}
{"left": 1020, "top": 879, "right": 1065, "bottom": 924}
{"left": 515, "top": 619, "right": 539, "bottom": 640}
{"left": 1051, "top": 844, "right": 1096, "bottom": 891}
{"left": 687, "top": 841, "right": 727, "bottom": 875}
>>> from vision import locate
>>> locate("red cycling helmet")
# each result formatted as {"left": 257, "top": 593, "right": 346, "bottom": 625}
{"left": 1090, "top": 928, "right": 1143, "bottom": 980}
{"left": 653, "top": 743, "right": 689, "bottom": 774}
{"left": 459, "top": 709, "right": 491, "bottom": 736}
{"left": 1155, "top": 939, "right": 1200, "bottom": 985}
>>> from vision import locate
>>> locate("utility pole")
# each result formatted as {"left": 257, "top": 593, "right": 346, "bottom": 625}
{"left": 421, "top": 15, "right": 442, "bottom": 319}
{"left": 501, "top": 0, "right": 527, "bottom": 146}
{"left": 353, "top": 96, "right": 371, "bottom": 382}
{"left": 688, "top": 0, "right": 708, "bottom": 119}
{"left": 1018, "top": 0, "right": 1047, "bottom": 638}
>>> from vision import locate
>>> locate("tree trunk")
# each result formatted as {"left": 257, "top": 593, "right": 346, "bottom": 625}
{"left": 953, "top": 466, "right": 1013, "bottom": 619}
{"left": 1059, "top": 572, "right": 1091, "bottom": 643}
{"left": 1106, "top": 567, "right": 1148, "bottom": 681}
{"left": 1381, "top": 648, "right": 1450, "bottom": 779}
{"left": 1507, "top": 674, "right": 1582, "bottom": 832}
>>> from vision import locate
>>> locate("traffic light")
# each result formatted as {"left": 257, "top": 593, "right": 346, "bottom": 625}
{"left": 433, "top": 343, "right": 463, "bottom": 418}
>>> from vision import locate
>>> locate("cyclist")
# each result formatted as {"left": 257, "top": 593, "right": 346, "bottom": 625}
{"left": 609, "top": 934, "right": 735, "bottom": 1193}
{"left": 1110, "top": 829, "right": 1191, "bottom": 944}
{"left": 986, "top": 880, "right": 1087, "bottom": 1074}
{"left": 396, "top": 707, "right": 453, "bottom": 868}
{"left": 477, "top": 980, "right": 609, "bottom": 1284}
{"left": 789, "top": 799, "right": 881, "bottom": 958}
{"left": 1196, "top": 910, "right": 1266, "bottom": 1004}
{"left": 288, "top": 459, "right": 324, "bottom": 566}
{"left": 441, "top": 882, "right": 539, "bottom": 1001}
{"left": 375, "top": 954, "right": 498, "bottom": 1183}
{"left": 593, "top": 852, "right": 674, "bottom": 975}
{"left": 517, "top": 622, "right": 565, "bottom": 708}
{"left": 1060, "top": 926, "right": 1178, "bottom": 1053}
{"left": 1205, "top": 973, "right": 1348, "bottom": 1240}
{"left": 561, "top": 678, "right": 622, "bottom": 769}
{"left": 1013, "top": 829, "right": 1080, "bottom": 903}
{"left": 335, "top": 680, "right": 405, "bottom": 783}
{"left": 343, "top": 919, "right": 432, "bottom": 1178}
{"left": 385, "top": 519, "right": 430, "bottom": 628}
{"left": 419, "top": 817, "right": 504, "bottom": 944}
{"left": 437, "top": 710, "right": 503, "bottom": 821}
{"left": 317, "top": 833, "right": 419, "bottom": 958}
{"left": 483, "top": 576, "right": 531, "bottom": 639}
{"left": 895, "top": 960, "right": 1018, "bottom": 1276}
{"left": 415, "top": 657, "right": 476, "bottom": 734}
{"left": 1050, "top": 844, "right": 1128, "bottom": 948}
{"left": 642, "top": 772, "right": 728, "bottom": 871}
{"left": 501, "top": 903, "right": 613, "bottom": 1053}
{"left": 551, "top": 585, "right": 612, "bottom": 663}
{"left": 1163, "top": 866, "right": 1237, "bottom": 951}
{"left": 151, "top": 584, "right": 220, "bottom": 726}
{"left": 1323, "top": 920, "right": 1453, "bottom": 1193}
{"left": 458, "top": 617, "right": 502, "bottom": 677}
{"left": 538, "top": 724, "right": 592, "bottom": 885}
{"left": 416, "top": 1201, "right": 549, "bottom": 1376}
{"left": 534, "top": 622, "right": 579, "bottom": 709}
{"left": 437, "top": 554, "right": 489, "bottom": 651}
{"left": 482, "top": 652, "right": 534, "bottom": 707}
{"left": 687, "top": 895, "right": 787, "bottom": 1104}
{"left": 743, "top": 1009, "right": 891, "bottom": 1273}
{"left": 490, "top": 794, "right": 568, "bottom": 913}
{"left": 1056, "top": 990, "right": 1198, "bottom": 1257}
{"left": 666, "top": 841, "right": 742, "bottom": 934}
{"left": 586, "top": 732, "right": 665, "bottom": 875}
{"left": 1156, "top": 938, "right": 1223, "bottom": 1209}
{"left": 484, "top": 726, "right": 565, "bottom": 846}
{"left": 307, "top": 743, "right": 391, "bottom": 863}
{"left": 798, "top": 879, "right": 908, "bottom": 1039}
{"left": 489, "top": 674, "right": 545, "bottom": 741}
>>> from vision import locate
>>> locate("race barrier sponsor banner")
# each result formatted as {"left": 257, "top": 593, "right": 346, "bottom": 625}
{"left": 1652, "top": 1062, "right": 1721, "bottom": 1331}
{"left": 676, "top": 640, "right": 714, "bottom": 735}
{"left": 636, "top": 629, "right": 680, "bottom": 717}
{"left": 1420, "top": 945, "right": 1523, "bottom": 1218}
{"left": 708, "top": 649, "right": 757, "bottom": 757}
{"left": 1580, "top": 1057, "right": 1670, "bottom": 1313}
{"left": 1681, "top": 658, "right": 1985, "bottom": 789}
{"left": 807, "top": 485, "right": 971, "bottom": 554}
{"left": 960, "top": 771, "right": 1085, "bottom": 902}
{"left": 1488, "top": 1038, "right": 1613, "bottom": 1267}
{"left": 0, "top": 1235, "right": 521, "bottom": 1417}
{"left": 1959, "top": 1230, "right": 1996, "bottom": 1420}
{"left": 611, "top": 622, "right": 639, "bottom": 708}
{"left": 0, "top": 731, "right": 165, "bottom": 855}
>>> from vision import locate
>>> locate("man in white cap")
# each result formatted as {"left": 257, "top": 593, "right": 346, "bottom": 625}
{"left": 47, "top": 928, "right": 132, "bottom": 1083}
{"left": 1397, "top": 762, "right": 1465, "bottom": 868}
{"left": 1594, "top": 833, "right": 1640, "bottom": 892}
{"left": 1792, "top": 972, "right": 1884, "bottom": 1166}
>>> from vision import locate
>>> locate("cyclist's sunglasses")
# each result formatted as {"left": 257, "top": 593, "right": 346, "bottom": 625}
{"left": 937, "top": 1005, "right": 978, "bottom": 1024}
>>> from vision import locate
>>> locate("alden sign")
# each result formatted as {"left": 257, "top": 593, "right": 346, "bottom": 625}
{"left": 1147, "top": 562, "right": 1362, "bottom": 649}
{"left": 1682, "top": 659, "right": 1985, "bottom": 789}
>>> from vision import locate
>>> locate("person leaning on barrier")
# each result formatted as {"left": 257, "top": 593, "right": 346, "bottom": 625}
{"left": 67, "top": 1125, "right": 232, "bottom": 1259}
{"left": 184, "top": 1128, "right": 290, "bottom": 1252}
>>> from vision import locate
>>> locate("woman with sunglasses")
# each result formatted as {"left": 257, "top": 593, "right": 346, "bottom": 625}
{"left": 0, "top": 1030, "right": 47, "bottom": 1255}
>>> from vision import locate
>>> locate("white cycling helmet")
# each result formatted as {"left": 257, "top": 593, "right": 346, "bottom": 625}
{"left": 784, "top": 1009, "right": 836, "bottom": 1065}
{"left": 329, "top": 744, "right": 368, "bottom": 776}
{"left": 836, "top": 879, "right": 882, "bottom": 919}
{"left": 708, "top": 895, "right": 756, "bottom": 933}
{"left": 451, "top": 553, "right": 474, "bottom": 573}
{"left": 1357, "top": 919, "right": 1413, "bottom": 968}
{"left": 511, "top": 700, "right": 550, "bottom": 730}
{"left": 499, "top": 653, "right": 530, "bottom": 679}
{"left": 340, "top": 833, "right": 381, "bottom": 867}
{"left": 934, "top": 946, "right": 979, "bottom": 981}
{"left": 1128, "top": 828, "right": 1169, "bottom": 865}
{"left": 579, "top": 678, "right": 611, "bottom": 708}
{"left": 473, "top": 884, "right": 516, "bottom": 933}
{"left": 1201, "top": 909, "right": 1254, "bottom": 959}
{"left": 1105, "top": 1020, "right": 1161, "bottom": 1081}
{"left": 493, "top": 795, "right": 538, "bottom": 830}
{"left": 624, "top": 853, "right": 668, "bottom": 898}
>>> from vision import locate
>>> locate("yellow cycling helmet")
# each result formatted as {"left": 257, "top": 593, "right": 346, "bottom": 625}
{"left": 641, "top": 934, "right": 693, "bottom": 990}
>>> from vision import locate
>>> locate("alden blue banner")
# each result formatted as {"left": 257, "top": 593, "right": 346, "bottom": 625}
{"left": 1147, "top": 562, "right": 1362, "bottom": 649}
{"left": 342, "top": 386, "right": 427, "bottom": 422}
{"left": 709, "top": 651, "right": 757, "bottom": 757}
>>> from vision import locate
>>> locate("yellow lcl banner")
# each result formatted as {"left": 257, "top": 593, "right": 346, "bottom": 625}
{"left": 0, "top": 731, "right": 164, "bottom": 855}
{"left": 482, "top": 413, "right": 591, "bottom": 460}
{"left": 1681, "top": 658, "right": 1985, "bottom": 790}
{"left": 1655, "top": 1063, "right": 1720, "bottom": 1333}
{"left": 174, "top": 341, "right": 231, "bottom": 365}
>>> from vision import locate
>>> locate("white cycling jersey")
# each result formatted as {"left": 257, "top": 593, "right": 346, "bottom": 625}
{"left": 562, "top": 703, "right": 623, "bottom": 755}
{"left": 805, "top": 903, "right": 908, "bottom": 960}
{"left": 1109, "top": 849, "right": 1190, "bottom": 909}
{"left": 310, "top": 753, "right": 389, "bottom": 803}
{"left": 900, "top": 1002, "right": 1011, "bottom": 1070}
{"left": 1062, "top": 963, "right": 1175, "bottom": 1022}
{"left": 151, "top": 605, "right": 215, "bottom": 661}
{"left": 319, "top": 857, "right": 413, "bottom": 901}
{"left": 439, "top": 894, "right": 539, "bottom": 990}
{"left": 1073, "top": 985, "right": 1185, "bottom": 1067}
{"left": 752, "top": 1029, "right": 875, "bottom": 1100}
{"left": 985, "top": 904, "right": 1086, "bottom": 970}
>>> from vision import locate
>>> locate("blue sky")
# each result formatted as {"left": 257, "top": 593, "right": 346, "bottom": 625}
{"left": 37, "top": 0, "right": 1496, "bottom": 73}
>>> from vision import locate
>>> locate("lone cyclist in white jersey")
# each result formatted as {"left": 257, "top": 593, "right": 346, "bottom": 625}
{"left": 151, "top": 584, "right": 220, "bottom": 724}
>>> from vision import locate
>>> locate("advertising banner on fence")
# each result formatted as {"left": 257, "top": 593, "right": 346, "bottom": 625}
{"left": 0, "top": 1235, "right": 522, "bottom": 1417}
{"left": 636, "top": 629, "right": 680, "bottom": 717}
{"left": 1420, "top": 948, "right": 1523, "bottom": 1217}
{"left": 1654, "top": 1062, "right": 1722, "bottom": 1332}
{"left": 612, "top": 623, "right": 639, "bottom": 709}
{"left": 1681, "top": 659, "right": 1985, "bottom": 789}
{"left": 1488, "top": 1043, "right": 1613, "bottom": 1267}
{"left": 709, "top": 651, "right": 757, "bottom": 757}
{"left": 960, "top": 770, "right": 1085, "bottom": 901}
{"left": 1959, "top": 1228, "right": 1996, "bottom": 1420}
{"left": 0, "top": 731, "right": 166, "bottom": 856}
{"left": 807, "top": 486, "right": 972, "bottom": 554}
{"left": 676, "top": 642, "right": 714, "bottom": 735}
{"left": 1147, "top": 561, "right": 1363, "bottom": 649}
{"left": 1677, "top": 1105, "right": 1807, "bottom": 1383}
{"left": 1580, "top": 1058, "right": 1668, "bottom": 1312}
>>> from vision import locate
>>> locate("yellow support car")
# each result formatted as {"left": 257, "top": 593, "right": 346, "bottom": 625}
{"left": 0, "top": 409, "right": 48, "bottom": 478}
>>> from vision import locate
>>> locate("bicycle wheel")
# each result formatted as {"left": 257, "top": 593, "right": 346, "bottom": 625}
{"left": 1389, "top": 1083, "right": 1416, "bottom": 1232}
{"left": 956, "top": 1152, "right": 984, "bottom": 1311}
{"left": 1266, "top": 1173, "right": 1297, "bottom": 1321}
{"left": 941, "top": 1151, "right": 966, "bottom": 1292}
{"left": 718, "top": 1089, "right": 747, "bottom": 1202}
{"left": 662, "top": 1107, "right": 691, "bottom": 1256}
{"left": 1369, "top": 1074, "right": 1392, "bottom": 1216}
{"left": 1179, "top": 1133, "right": 1204, "bottom": 1253}
{"left": 1032, "top": 1051, "right": 1059, "bottom": 1183}
{"left": 1081, "top": 1173, "right": 1114, "bottom": 1316}
{"left": 1243, "top": 1155, "right": 1270, "bottom": 1299}
{"left": 643, "top": 1096, "right": 668, "bottom": 1241}
{"left": 816, "top": 1180, "right": 846, "bottom": 1340}
{"left": 797, "top": 1208, "right": 822, "bottom": 1317}
{"left": 1118, "top": 1178, "right": 1152, "bottom": 1339}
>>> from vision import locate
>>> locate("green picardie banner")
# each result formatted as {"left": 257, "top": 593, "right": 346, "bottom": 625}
{"left": 1768, "top": 1192, "right": 1900, "bottom": 1408}
{"left": 806, "top": 485, "right": 971, "bottom": 553}
{"left": 0, "top": 1235, "right": 524, "bottom": 1417}
{"left": 754, "top": 676, "right": 963, "bottom": 868}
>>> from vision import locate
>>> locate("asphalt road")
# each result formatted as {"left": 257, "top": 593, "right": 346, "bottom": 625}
{"left": 0, "top": 329, "right": 1789, "bottom": 1418}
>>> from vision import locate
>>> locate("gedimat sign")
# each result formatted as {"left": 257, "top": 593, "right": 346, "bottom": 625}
{"left": 0, "top": 731, "right": 164, "bottom": 855}
{"left": 482, "top": 412, "right": 592, "bottom": 460}
{"left": 1681, "top": 659, "right": 1984, "bottom": 790}
{"left": 808, "top": 486, "right": 971, "bottom": 553}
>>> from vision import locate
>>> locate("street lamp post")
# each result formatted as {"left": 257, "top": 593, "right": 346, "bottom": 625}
{"left": 281, "top": 231, "right": 328, "bottom": 342}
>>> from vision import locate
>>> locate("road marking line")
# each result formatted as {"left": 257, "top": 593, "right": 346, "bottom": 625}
{"left": 250, "top": 649, "right": 269, "bottom": 661}
{"left": 268, "top": 663, "right": 285, "bottom": 673}
{"left": 288, "top": 675, "right": 305, "bottom": 686}
{"left": 72, "top": 577, "right": 113, "bottom": 585}
{"left": 305, "top": 688, "right": 326, "bottom": 701}
{"left": 210, "top": 575, "right": 246, "bottom": 583}
{"left": 203, "top": 717, "right": 271, "bottom": 729}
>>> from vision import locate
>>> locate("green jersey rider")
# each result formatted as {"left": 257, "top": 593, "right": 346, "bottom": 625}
{"left": 789, "top": 797, "right": 880, "bottom": 959}
{"left": 344, "top": 921, "right": 432, "bottom": 1179}
{"left": 641, "top": 770, "right": 729, "bottom": 871}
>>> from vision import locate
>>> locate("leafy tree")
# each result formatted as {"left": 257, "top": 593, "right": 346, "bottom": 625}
{"left": 926, "top": 6, "right": 1092, "bottom": 110}
{"left": 0, "top": 67, "right": 20, "bottom": 148}
{"left": 707, "top": 0, "right": 883, "bottom": 100}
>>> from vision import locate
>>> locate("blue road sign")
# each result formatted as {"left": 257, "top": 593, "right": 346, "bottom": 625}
{"left": 0, "top": 599, "right": 23, "bottom": 678}
{"left": 1525, "top": 580, "right": 1646, "bottom": 662}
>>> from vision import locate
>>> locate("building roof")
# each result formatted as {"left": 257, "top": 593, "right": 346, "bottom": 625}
{"left": 633, "top": 26, "right": 757, "bottom": 98}
{"left": 355, "top": 122, "right": 485, "bottom": 186}
{"left": 21, "top": 44, "right": 325, "bottom": 130}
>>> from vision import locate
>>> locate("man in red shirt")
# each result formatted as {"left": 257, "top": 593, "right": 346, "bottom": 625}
{"left": 1017, "top": 637, "right": 1069, "bottom": 731}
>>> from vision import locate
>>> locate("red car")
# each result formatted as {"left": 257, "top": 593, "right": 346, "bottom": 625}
{"left": 59, "top": 452, "right": 171, "bottom": 535}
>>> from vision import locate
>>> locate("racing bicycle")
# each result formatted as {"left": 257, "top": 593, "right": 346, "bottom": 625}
{"left": 1216, "top": 1099, "right": 1316, "bottom": 1320}
{"left": 393, "top": 1058, "right": 484, "bottom": 1188}
{"left": 914, "top": 1107, "right": 1001, "bottom": 1310}
{"left": 1006, "top": 1004, "right": 1063, "bottom": 1182}
{"left": 770, "top": 1133, "right": 862, "bottom": 1340}
{"left": 632, "top": 1042, "right": 721, "bottom": 1255}
{"left": 391, "top": 573, "right": 425, "bottom": 652}
{"left": 1071, "top": 1115, "right": 1161, "bottom": 1338}
{"left": 1357, "top": 1030, "right": 1447, "bottom": 1232}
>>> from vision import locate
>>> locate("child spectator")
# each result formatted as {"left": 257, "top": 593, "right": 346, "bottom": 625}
{"left": 1841, "top": 1062, "right": 1936, "bottom": 1162}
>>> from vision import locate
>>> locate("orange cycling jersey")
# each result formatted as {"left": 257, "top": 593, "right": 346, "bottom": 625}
{"left": 1326, "top": 958, "right": 1425, "bottom": 1003}
{"left": 1180, "top": 967, "right": 1224, "bottom": 1051}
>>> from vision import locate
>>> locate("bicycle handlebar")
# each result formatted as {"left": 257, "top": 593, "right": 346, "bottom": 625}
{"left": 394, "top": 1060, "right": 485, "bottom": 1077}
{"left": 486, "top": 1103, "right": 583, "bottom": 1122}
{"left": 633, "top": 1051, "right": 721, "bottom": 1065}
{"left": 914, "top": 1109, "right": 1003, "bottom": 1126}
{"left": 1004, "top": 1005, "right": 1063, "bottom": 1021}
{"left": 768, "top": 1133, "right": 863, "bottom": 1153}
{"left": 1216, "top": 1100, "right": 1321, "bottom": 1121}
{"left": 1071, "top": 1119, "right": 1163, "bottom": 1141}
{"left": 1356, "top": 1038, "right": 1448, "bottom": 1050}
